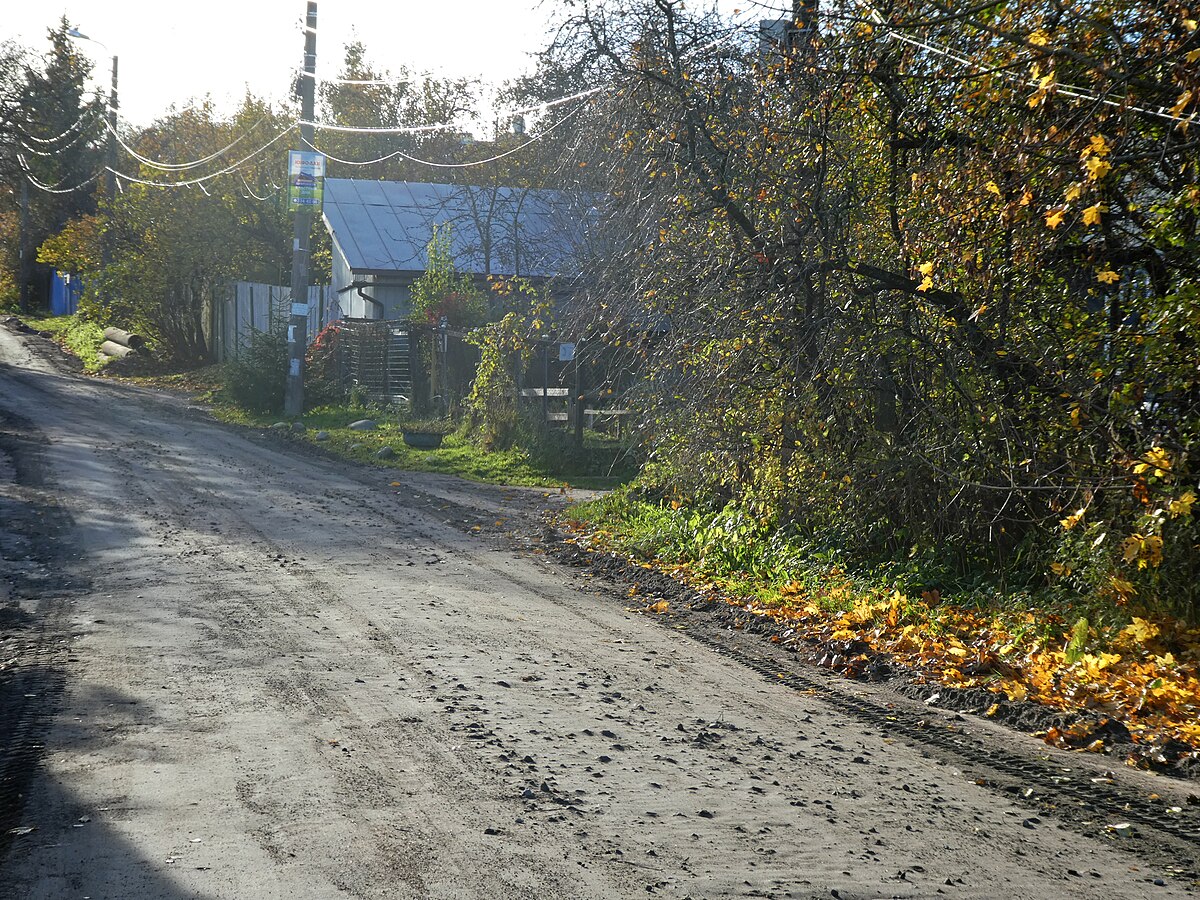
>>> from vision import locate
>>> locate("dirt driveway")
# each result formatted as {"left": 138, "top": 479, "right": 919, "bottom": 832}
{"left": 0, "top": 324, "right": 1195, "bottom": 899}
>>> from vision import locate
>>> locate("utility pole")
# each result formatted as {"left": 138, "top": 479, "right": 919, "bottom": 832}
{"left": 284, "top": 1, "right": 318, "bottom": 417}
{"left": 106, "top": 54, "right": 118, "bottom": 206}
{"left": 66, "top": 29, "right": 118, "bottom": 310}
{"left": 18, "top": 179, "right": 30, "bottom": 313}
{"left": 102, "top": 54, "right": 118, "bottom": 297}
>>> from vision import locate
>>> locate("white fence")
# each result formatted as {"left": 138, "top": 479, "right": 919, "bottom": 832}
{"left": 212, "top": 282, "right": 340, "bottom": 362}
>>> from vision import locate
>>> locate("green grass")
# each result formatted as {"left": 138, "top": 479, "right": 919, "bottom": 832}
{"left": 564, "top": 488, "right": 1155, "bottom": 632}
{"left": 23, "top": 314, "right": 109, "bottom": 372}
{"left": 214, "top": 403, "right": 632, "bottom": 490}
{"left": 16, "top": 313, "right": 633, "bottom": 491}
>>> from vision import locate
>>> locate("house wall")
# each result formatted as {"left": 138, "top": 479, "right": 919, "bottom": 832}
{"left": 338, "top": 276, "right": 414, "bottom": 320}
{"left": 331, "top": 241, "right": 354, "bottom": 298}
{"left": 331, "top": 237, "right": 414, "bottom": 320}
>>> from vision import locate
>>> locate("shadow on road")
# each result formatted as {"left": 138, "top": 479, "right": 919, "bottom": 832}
{"left": 1, "top": 771, "right": 218, "bottom": 900}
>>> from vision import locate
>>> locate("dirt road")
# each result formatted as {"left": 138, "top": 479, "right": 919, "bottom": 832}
{"left": 0, "top": 325, "right": 1195, "bottom": 899}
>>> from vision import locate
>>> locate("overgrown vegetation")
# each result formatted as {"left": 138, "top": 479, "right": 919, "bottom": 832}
{"left": 22, "top": 313, "right": 107, "bottom": 372}
{"left": 544, "top": 1, "right": 1200, "bottom": 625}
{"left": 463, "top": 278, "right": 559, "bottom": 445}
{"left": 219, "top": 327, "right": 288, "bottom": 414}
{"left": 566, "top": 489, "right": 1200, "bottom": 757}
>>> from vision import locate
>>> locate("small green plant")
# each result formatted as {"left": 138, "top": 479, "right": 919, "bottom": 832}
{"left": 221, "top": 327, "right": 288, "bottom": 414}
{"left": 409, "top": 224, "right": 487, "bottom": 327}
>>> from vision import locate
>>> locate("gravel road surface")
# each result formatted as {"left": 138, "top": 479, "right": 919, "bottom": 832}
{"left": 0, "top": 324, "right": 1195, "bottom": 899}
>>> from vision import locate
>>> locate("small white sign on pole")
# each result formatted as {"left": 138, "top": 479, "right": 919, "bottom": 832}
{"left": 559, "top": 342, "right": 576, "bottom": 362}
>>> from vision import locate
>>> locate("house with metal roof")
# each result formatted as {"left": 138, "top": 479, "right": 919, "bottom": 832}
{"left": 321, "top": 178, "right": 591, "bottom": 320}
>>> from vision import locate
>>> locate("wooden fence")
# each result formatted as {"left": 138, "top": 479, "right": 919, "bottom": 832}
{"left": 211, "top": 282, "right": 337, "bottom": 363}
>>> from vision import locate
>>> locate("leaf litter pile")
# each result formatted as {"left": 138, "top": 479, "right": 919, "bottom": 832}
{"left": 556, "top": 523, "right": 1200, "bottom": 776}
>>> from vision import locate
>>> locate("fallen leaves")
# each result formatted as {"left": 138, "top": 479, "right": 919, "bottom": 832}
{"left": 562, "top": 516, "right": 1200, "bottom": 765}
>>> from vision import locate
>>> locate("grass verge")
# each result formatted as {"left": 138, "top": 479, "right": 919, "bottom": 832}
{"left": 563, "top": 489, "right": 1200, "bottom": 762}
{"left": 22, "top": 314, "right": 107, "bottom": 372}
{"left": 23, "top": 328, "right": 627, "bottom": 491}
{"left": 214, "top": 404, "right": 632, "bottom": 491}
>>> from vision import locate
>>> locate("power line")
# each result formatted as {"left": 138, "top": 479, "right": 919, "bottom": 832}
{"left": 104, "top": 122, "right": 297, "bottom": 188}
{"left": 99, "top": 112, "right": 289, "bottom": 172}
{"left": 17, "top": 110, "right": 99, "bottom": 146}
{"left": 301, "top": 96, "right": 592, "bottom": 169}
{"left": 857, "top": 2, "right": 1200, "bottom": 127}
{"left": 302, "top": 84, "right": 606, "bottom": 135}
{"left": 17, "top": 153, "right": 102, "bottom": 194}
{"left": 19, "top": 123, "right": 98, "bottom": 158}
{"left": 239, "top": 173, "right": 281, "bottom": 201}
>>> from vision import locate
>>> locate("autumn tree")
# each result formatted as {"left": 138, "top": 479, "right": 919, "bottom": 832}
{"left": 549, "top": 0, "right": 1200, "bottom": 616}
{"left": 315, "top": 40, "right": 480, "bottom": 183}
{"left": 0, "top": 20, "right": 104, "bottom": 310}
{"left": 33, "top": 97, "right": 294, "bottom": 360}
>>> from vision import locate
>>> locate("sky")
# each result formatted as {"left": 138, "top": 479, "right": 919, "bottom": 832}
{"left": 7, "top": 1, "right": 563, "bottom": 127}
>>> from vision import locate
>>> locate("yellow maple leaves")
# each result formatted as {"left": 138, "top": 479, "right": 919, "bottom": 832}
{"left": 1059, "top": 507, "right": 1087, "bottom": 530}
{"left": 915, "top": 260, "right": 934, "bottom": 292}
{"left": 1027, "top": 70, "right": 1056, "bottom": 108}
{"left": 1082, "top": 203, "right": 1104, "bottom": 226}
{"left": 1085, "top": 156, "right": 1112, "bottom": 180}
{"left": 1120, "top": 616, "right": 1161, "bottom": 645}
{"left": 1121, "top": 533, "right": 1164, "bottom": 568}
{"left": 1134, "top": 446, "right": 1172, "bottom": 478}
{"left": 1169, "top": 490, "right": 1196, "bottom": 518}
{"left": 1171, "top": 89, "right": 1195, "bottom": 119}
{"left": 1086, "top": 134, "right": 1111, "bottom": 157}
{"left": 1097, "top": 269, "right": 1120, "bottom": 284}
{"left": 1081, "top": 134, "right": 1113, "bottom": 181}
{"left": 1045, "top": 207, "right": 1066, "bottom": 229}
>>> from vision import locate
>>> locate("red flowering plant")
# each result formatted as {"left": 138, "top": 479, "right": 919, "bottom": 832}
{"left": 304, "top": 321, "right": 344, "bottom": 404}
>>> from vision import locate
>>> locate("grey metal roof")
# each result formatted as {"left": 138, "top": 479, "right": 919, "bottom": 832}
{"left": 323, "top": 179, "right": 591, "bottom": 279}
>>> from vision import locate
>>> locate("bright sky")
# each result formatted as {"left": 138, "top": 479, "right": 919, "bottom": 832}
{"left": 8, "top": 1, "right": 561, "bottom": 126}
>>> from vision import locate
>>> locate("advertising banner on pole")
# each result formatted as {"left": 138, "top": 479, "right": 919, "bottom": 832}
{"left": 288, "top": 150, "right": 326, "bottom": 210}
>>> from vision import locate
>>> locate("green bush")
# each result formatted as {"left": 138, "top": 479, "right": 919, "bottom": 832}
{"left": 221, "top": 327, "right": 288, "bottom": 414}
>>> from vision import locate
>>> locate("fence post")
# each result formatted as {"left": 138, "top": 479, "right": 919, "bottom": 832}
{"left": 573, "top": 343, "right": 585, "bottom": 449}
{"left": 439, "top": 317, "right": 450, "bottom": 417}
{"left": 541, "top": 342, "right": 549, "bottom": 426}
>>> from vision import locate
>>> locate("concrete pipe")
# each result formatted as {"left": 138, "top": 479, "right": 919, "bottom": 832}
{"left": 99, "top": 340, "right": 137, "bottom": 359}
{"left": 103, "top": 327, "right": 146, "bottom": 350}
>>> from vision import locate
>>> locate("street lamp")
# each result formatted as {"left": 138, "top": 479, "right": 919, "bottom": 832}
{"left": 65, "top": 26, "right": 118, "bottom": 304}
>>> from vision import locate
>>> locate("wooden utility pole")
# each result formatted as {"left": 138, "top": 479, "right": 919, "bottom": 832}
{"left": 17, "top": 179, "right": 29, "bottom": 313}
{"left": 284, "top": 1, "right": 318, "bottom": 417}
{"left": 101, "top": 53, "right": 118, "bottom": 302}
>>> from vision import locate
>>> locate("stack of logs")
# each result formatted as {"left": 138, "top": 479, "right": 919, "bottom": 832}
{"left": 98, "top": 327, "right": 147, "bottom": 368}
